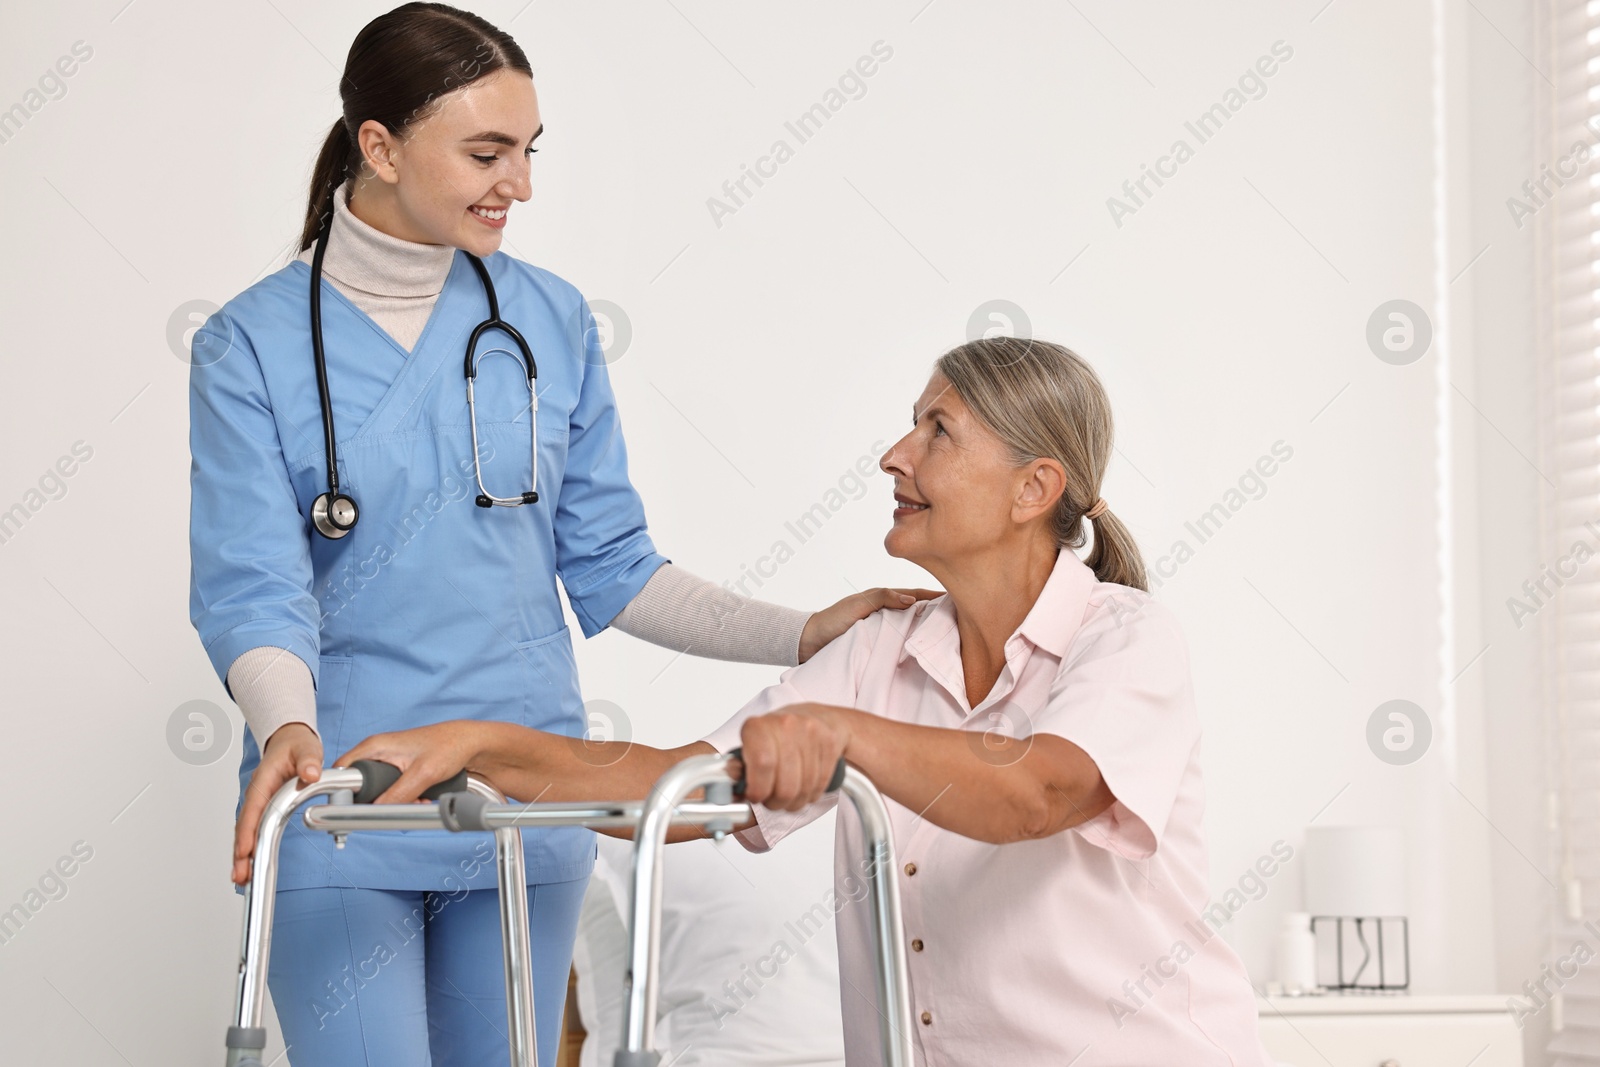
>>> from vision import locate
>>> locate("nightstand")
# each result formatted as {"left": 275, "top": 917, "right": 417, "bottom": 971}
{"left": 1256, "top": 993, "right": 1524, "bottom": 1066}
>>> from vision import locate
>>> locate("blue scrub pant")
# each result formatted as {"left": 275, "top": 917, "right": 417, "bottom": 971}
{"left": 265, "top": 877, "right": 588, "bottom": 1067}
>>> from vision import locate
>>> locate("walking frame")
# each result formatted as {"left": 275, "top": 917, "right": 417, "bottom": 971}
{"left": 223, "top": 751, "right": 914, "bottom": 1067}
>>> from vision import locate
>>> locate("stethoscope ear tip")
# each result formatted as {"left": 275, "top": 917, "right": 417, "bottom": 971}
{"left": 521, "top": 491, "right": 539, "bottom": 505}
{"left": 475, "top": 495, "right": 494, "bottom": 509}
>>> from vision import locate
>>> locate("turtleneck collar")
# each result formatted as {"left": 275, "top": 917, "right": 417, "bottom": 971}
{"left": 295, "top": 179, "right": 457, "bottom": 298}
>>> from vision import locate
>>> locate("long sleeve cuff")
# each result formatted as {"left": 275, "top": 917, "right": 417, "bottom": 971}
{"left": 227, "top": 646, "right": 319, "bottom": 747}
{"left": 610, "top": 563, "right": 810, "bottom": 667}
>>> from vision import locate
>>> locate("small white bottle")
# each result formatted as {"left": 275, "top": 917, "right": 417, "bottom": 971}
{"left": 1275, "top": 911, "right": 1318, "bottom": 995}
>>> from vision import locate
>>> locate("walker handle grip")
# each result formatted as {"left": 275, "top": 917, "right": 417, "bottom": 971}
{"left": 349, "top": 759, "right": 469, "bottom": 804}
{"left": 725, "top": 747, "right": 847, "bottom": 798}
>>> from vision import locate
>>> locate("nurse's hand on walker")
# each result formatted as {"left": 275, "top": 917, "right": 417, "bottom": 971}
{"left": 232, "top": 722, "right": 323, "bottom": 885}
{"left": 799, "top": 587, "right": 940, "bottom": 663}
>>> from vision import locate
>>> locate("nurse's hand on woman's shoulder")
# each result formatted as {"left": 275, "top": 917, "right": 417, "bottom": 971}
{"left": 799, "top": 587, "right": 941, "bottom": 663}
{"left": 232, "top": 723, "right": 323, "bottom": 886}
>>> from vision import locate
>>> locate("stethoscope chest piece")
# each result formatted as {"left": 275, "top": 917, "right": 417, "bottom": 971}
{"left": 312, "top": 491, "right": 359, "bottom": 539}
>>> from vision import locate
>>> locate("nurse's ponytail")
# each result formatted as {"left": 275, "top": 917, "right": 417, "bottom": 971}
{"left": 936, "top": 337, "right": 1150, "bottom": 593}
{"left": 303, "top": 120, "right": 355, "bottom": 250}
{"left": 297, "top": 2, "right": 533, "bottom": 251}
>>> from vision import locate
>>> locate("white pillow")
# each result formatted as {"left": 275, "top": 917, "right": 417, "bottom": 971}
{"left": 575, "top": 819, "right": 845, "bottom": 1067}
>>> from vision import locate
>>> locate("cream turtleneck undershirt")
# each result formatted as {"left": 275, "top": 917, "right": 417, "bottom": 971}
{"left": 227, "top": 181, "right": 809, "bottom": 747}
{"left": 291, "top": 179, "right": 456, "bottom": 352}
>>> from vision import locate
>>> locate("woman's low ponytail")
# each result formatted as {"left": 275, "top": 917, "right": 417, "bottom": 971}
{"left": 1082, "top": 507, "right": 1147, "bottom": 593}
{"left": 299, "top": 119, "right": 354, "bottom": 252}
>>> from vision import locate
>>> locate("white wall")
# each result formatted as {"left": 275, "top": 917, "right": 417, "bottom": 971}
{"left": 0, "top": 0, "right": 1532, "bottom": 1062}
{"left": 1457, "top": 0, "right": 1558, "bottom": 1064}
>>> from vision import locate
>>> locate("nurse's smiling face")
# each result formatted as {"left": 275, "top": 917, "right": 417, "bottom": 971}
{"left": 881, "top": 373, "right": 1064, "bottom": 574}
{"left": 348, "top": 68, "right": 542, "bottom": 258}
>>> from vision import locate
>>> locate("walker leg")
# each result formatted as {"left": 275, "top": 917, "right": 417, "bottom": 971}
{"left": 224, "top": 769, "right": 364, "bottom": 1067}
{"left": 474, "top": 780, "right": 538, "bottom": 1067}
{"left": 223, "top": 1025, "right": 266, "bottom": 1067}
{"left": 843, "top": 767, "right": 915, "bottom": 1067}
{"left": 615, "top": 765, "right": 680, "bottom": 1064}
{"left": 613, "top": 755, "right": 914, "bottom": 1067}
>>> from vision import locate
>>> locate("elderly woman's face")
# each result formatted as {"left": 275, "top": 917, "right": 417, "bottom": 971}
{"left": 880, "top": 374, "right": 1023, "bottom": 567}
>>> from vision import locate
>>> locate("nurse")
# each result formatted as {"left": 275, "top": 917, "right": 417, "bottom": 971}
{"left": 188, "top": 4, "right": 928, "bottom": 1065}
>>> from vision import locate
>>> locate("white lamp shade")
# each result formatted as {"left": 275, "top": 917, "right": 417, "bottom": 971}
{"left": 1302, "top": 825, "right": 1407, "bottom": 917}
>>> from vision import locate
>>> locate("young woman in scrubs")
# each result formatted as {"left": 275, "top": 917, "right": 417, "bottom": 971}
{"left": 188, "top": 5, "right": 929, "bottom": 1064}
{"left": 344, "top": 338, "right": 1276, "bottom": 1065}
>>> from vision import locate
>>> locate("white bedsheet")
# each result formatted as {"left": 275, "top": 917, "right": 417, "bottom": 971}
{"left": 574, "top": 817, "right": 846, "bottom": 1067}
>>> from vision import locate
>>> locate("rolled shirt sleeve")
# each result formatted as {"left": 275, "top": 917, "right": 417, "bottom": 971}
{"left": 188, "top": 313, "right": 322, "bottom": 689}
{"left": 697, "top": 612, "right": 881, "bottom": 852}
{"left": 1030, "top": 596, "right": 1200, "bottom": 861}
{"left": 552, "top": 298, "right": 667, "bottom": 638}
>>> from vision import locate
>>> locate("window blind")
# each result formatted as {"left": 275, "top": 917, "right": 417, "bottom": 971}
{"left": 1544, "top": 1, "right": 1600, "bottom": 1061}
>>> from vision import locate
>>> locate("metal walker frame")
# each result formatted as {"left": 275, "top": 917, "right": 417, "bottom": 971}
{"left": 223, "top": 753, "right": 914, "bottom": 1067}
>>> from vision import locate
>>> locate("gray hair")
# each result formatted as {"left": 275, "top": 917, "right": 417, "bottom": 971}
{"left": 935, "top": 337, "right": 1148, "bottom": 592}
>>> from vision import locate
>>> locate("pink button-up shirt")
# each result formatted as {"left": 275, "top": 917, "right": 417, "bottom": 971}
{"left": 700, "top": 549, "right": 1272, "bottom": 1066}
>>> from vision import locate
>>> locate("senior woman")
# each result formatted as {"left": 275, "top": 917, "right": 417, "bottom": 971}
{"left": 341, "top": 337, "right": 1274, "bottom": 1064}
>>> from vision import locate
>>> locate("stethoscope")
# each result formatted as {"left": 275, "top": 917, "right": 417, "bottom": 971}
{"left": 307, "top": 222, "right": 540, "bottom": 540}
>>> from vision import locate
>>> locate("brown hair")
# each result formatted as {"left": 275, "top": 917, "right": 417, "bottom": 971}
{"left": 935, "top": 337, "right": 1148, "bottom": 592}
{"left": 297, "top": 2, "right": 532, "bottom": 251}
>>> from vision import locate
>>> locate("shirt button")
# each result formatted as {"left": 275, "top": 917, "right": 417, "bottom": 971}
{"left": 904, "top": 862, "right": 917, "bottom": 876}
{"left": 920, "top": 1011, "right": 933, "bottom": 1025}
{"left": 911, "top": 938, "right": 924, "bottom": 952}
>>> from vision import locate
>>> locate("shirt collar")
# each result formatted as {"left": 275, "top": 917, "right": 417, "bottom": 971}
{"left": 896, "top": 548, "right": 1099, "bottom": 667}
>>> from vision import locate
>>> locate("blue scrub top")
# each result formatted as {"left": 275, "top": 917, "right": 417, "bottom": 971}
{"left": 188, "top": 250, "right": 667, "bottom": 892}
